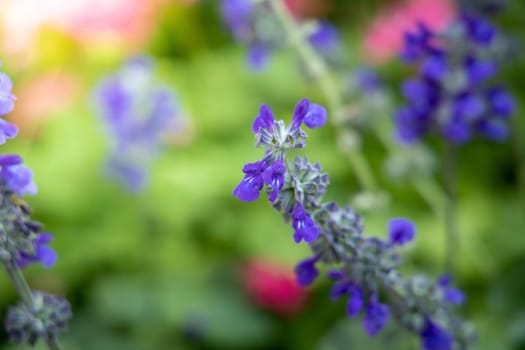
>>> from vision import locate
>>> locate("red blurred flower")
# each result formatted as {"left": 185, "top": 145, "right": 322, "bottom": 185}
{"left": 361, "top": 0, "right": 456, "bottom": 65}
{"left": 241, "top": 258, "right": 309, "bottom": 315}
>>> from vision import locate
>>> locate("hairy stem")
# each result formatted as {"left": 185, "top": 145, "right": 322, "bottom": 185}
{"left": 4, "top": 261, "right": 34, "bottom": 308}
{"left": 267, "top": 0, "right": 378, "bottom": 192}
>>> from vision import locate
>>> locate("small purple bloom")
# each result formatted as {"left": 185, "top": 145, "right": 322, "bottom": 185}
{"left": 477, "top": 119, "right": 508, "bottom": 141}
{"left": 303, "top": 104, "right": 327, "bottom": 129}
{"left": 400, "top": 23, "right": 433, "bottom": 62}
{"left": 0, "top": 119, "right": 18, "bottom": 144}
{"left": 438, "top": 274, "right": 466, "bottom": 305}
{"left": 220, "top": 0, "right": 253, "bottom": 41}
{"left": 252, "top": 104, "right": 275, "bottom": 134}
{"left": 327, "top": 269, "right": 345, "bottom": 281}
{"left": 487, "top": 87, "right": 515, "bottom": 117}
{"left": 466, "top": 58, "right": 497, "bottom": 85}
{"left": 233, "top": 160, "right": 267, "bottom": 202}
{"left": 0, "top": 72, "right": 16, "bottom": 116}
{"left": 442, "top": 121, "right": 472, "bottom": 144}
{"left": 462, "top": 14, "right": 495, "bottom": 45}
{"left": 454, "top": 94, "right": 485, "bottom": 121}
{"left": 106, "top": 158, "right": 147, "bottom": 193}
{"left": 388, "top": 218, "right": 416, "bottom": 246}
{"left": 262, "top": 160, "right": 286, "bottom": 202}
{"left": 291, "top": 203, "right": 319, "bottom": 243}
{"left": 0, "top": 154, "right": 23, "bottom": 167}
{"left": 355, "top": 67, "right": 383, "bottom": 93}
{"left": 295, "top": 256, "right": 319, "bottom": 287}
{"left": 247, "top": 43, "right": 270, "bottom": 72}
{"left": 421, "top": 54, "right": 448, "bottom": 81}
{"left": 308, "top": 22, "right": 340, "bottom": 52}
{"left": 17, "top": 233, "right": 58, "bottom": 269}
{"left": 1, "top": 162, "right": 37, "bottom": 196}
{"left": 290, "top": 98, "right": 310, "bottom": 130}
{"left": 420, "top": 318, "right": 453, "bottom": 350}
{"left": 330, "top": 281, "right": 350, "bottom": 301}
{"left": 363, "top": 294, "right": 390, "bottom": 336}
{"left": 345, "top": 285, "right": 364, "bottom": 317}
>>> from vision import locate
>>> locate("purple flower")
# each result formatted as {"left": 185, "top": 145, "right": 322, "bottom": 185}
{"left": 438, "top": 275, "right": 466, "bottom": 305}
{"left": 420, "top": 318, "right": 453, "bottom": 350}
{"left": 105, "top": 158, "right": 147, "bottom": 193}
{"left": 95, "top": 56, "right": 183, "bottom": 192}
{"left": 1, "top": 161, "right": 37, "bottom": 196}
{"left": 466, "top": 58, "right": 497, "bottom": 85}
{"left": 330, "top": 280, "right": 351, "bottom": 301}
{"left": 487, "top": 87, "right": 515, "bottom": 117}
{"left": 388, "top": 218, "right": 416, "bottom": 246}
{"left": 290, "top": 98, "right": 310, "bottom": 131}
{"left": 362, "top": 294, "right": 390, "bottom": 336}
{"left": 346, "top": 284, "right": 364, "bottom": 317}
{"left": 262, "top": 160, "right": 286, "bottom": 202}
{"left": 0, "top": 119, "right": 18, "bottom": 144}
{"left": 295, "top": 256, "right": 319, "bottom": 287}
{"left": 247, "top": 43, "right": 270, "bottom": 72}
{"left": 421, "top": 54, "right": 448, "bottom": 81}
{"left": 461, "top": 14, "right": 495, "bottom": 45}
{"left": 303, "top": 104, "right": 327, "bottom": 129}
{"left": 400, "top": 23, "right": 434, "bottom": 62}
{"left": 442, "top": 121, "right": 472, "bottom": 144}
{"left": 0, "top": 154, "right": 23, "bottom": 167}
{"left": 477, "top": 119, "right": 508, "bottom": 141}
{"left": 220, "top": 0, "right": 253, "bottom": 41}
{"left": 396, "top": 14, "right": 513, "bottom": 145}
{"left": 291, "top": 203, "right": 319, "bottom": 243}
{"left": 252, "top": 104, "right": 275, "bottom": 133}
{"left": 454, "top": 94, "right": 485, "bottom": 121}
{"left": 308, "top": 22, "right": 340, "bottom": 53}
{"left": 233, "top": 160, "right": 267, "bottom": 202}
{"left": 17, "top": 233, "right": 58, "bottom": 269}
{"left": 0, "top": 71, "right": 16, "bottom": 116}
{"left": 355, "top": 67, "right": 383, "bottom": 93}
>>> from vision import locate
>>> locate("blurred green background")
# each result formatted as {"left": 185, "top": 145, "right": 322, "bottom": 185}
{"left": 0, "top": 0, "right": 525, "bottom": 349}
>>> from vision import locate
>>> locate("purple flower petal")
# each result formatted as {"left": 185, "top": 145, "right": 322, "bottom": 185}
{"left": 388, "top": 218, "right": 416, "bottom": 246}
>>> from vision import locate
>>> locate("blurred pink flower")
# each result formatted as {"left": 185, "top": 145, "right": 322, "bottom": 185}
{"left": 0, "top": 0, "right": 163, "bottom": 55}
{"left": 241, "top": 258, "right": 309, "bottom": 315}
{"left": 11, "top": 72, "right": 80, "bottom": 137}
{"left": 362, "top": 0, "right": 456, "bottom": 65}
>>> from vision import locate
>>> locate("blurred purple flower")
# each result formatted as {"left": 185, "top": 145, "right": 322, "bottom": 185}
{"left": 294, "top": 256, "right": 319, "bottom": 287}
{"left": 363, "top": 294, "right": 390, "bottom": 336}
{"left": 395, "top": 14, "right": 514, "bottom": 145}
{"left": 17, "top": 233, "right": 58, "bottom": 268}
{"left": 0, "top": 71, "right": 16, "bottom": 116}
{"left": 95, "top": 55, "right": 184, "bottom": 192}
{"left": 388, "top": 218, "right": 416, "bottom": 246}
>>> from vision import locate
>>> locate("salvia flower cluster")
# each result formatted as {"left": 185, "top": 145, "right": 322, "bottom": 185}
{"left": 0, "top": 63, "right": 71, "bottom": 347}
{"left": 234, "top": 100, "right": 475, "bottom": 349}
{"left": 220, "top": 0, "right": 341, "bottom": 71}
{"left": 95, "top": 56, "right": 184, "bottom": 192}
{"left": 395, "top": 14, "right": 515, "bottom": 145}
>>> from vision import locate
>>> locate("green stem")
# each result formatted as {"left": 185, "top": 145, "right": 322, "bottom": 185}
{"left": 4, "top": 261, "right": 63, "bottom": 350}
{"left": 268, "top": 0, "right": 378, "bottom": 192}
{"left": 46, "top": 338, "right": 62, "bottom": 350}
{"left": 375, "top": 123, "right": 447, "bottom": 216}
{"left": 443, "top": 143, "right": 458, "bottom": 274}
{"left": 5, "top": 261, "right": 34, "bottom": 308}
